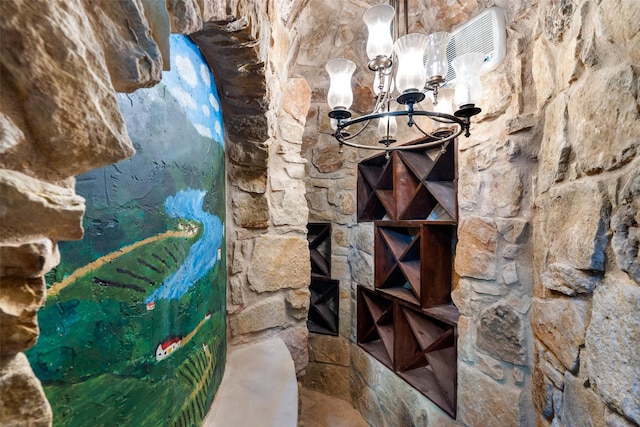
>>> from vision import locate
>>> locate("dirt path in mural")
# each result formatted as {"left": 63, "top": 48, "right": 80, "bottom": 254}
{"left": 181, "top": 315, "right": 210, "bottom": 348}
{"left": 47, "top": 229, "right": 193, "bottom": 297}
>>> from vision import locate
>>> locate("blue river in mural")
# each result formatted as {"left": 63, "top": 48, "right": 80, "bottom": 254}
{"left": 145, "top": 189, "right": 223, "bottom": 303}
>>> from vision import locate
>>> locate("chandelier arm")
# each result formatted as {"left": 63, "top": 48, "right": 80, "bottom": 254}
{"left": 338, "top": 119, "right": 375, "bottom": 141}
{"left": 412, "top": 121, "right": 430, "bottom": 137}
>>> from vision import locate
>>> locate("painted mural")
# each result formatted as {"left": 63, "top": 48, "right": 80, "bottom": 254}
{"left": 27, "top": 35, "right": 226, "bottom": 427}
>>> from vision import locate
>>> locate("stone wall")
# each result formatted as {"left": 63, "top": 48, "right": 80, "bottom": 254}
{"left": 191, "top": 0, "right": 313, "bottom": 372}
{"left": 0, "top": 0, "right": 312, "bottom": 424}
{"left": 295, "top": 0, "right": 638, "bottom": 426}
{"left": 530, "top": 0, "right": 639, "bottom": 425}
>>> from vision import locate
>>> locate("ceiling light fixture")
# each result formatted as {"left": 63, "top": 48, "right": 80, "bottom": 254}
{"left": 326, "top": 1, "right": 486, "bottom": 154}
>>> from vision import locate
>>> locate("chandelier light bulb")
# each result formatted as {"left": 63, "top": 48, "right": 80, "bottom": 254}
{"left": 377, "top": 103, "right": 398, "bottom": 139}
{"left": 451, "top": 52, "right": 485, "bottom": 108}
{"left": 373, "top": 70, "right": 394, "bottom": 96}
{"left": 431, "top": 88, "right": 455, "bottom": 115}
{"left": 424, "top": 32, "right": 452, "bottom": 85}
{"left": 363, "top": 4, "right": 395, "bottom": 61}
{"left": 326, "top": 58, "right": 356, "bottom": 110}
{"left": 393, "top": 33, "right": 429, "bottom": 95}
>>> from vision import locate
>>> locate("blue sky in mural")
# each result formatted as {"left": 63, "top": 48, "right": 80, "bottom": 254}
{"left": 162, "top": 35, "right": 224, "bottom": 147}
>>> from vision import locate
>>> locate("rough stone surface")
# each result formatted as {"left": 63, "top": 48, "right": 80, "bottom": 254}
{"left": 277, "top": 325, "right": 309, "bottom": 374}
{"left": 87, "top": 0, "right": 163, "bottom": 93}
{"left": 347, "top": 247, "right": 373, "bottom": 288}
{"left": 282, "top": 78, "right": 312, "bottom": 123}
{"left": 231, "top": 296, "right": 287, "bottom": 335}
{"left": 455, "top": 216, "right": 498, "bottom": 280}
{"left": 496, "top": 218, "right": 529, "bottom": 244}
{"left": 286, "top": 288, "right": 310, "bottom": 320}
{"left": 312, "top": 145, "right": 345, "bottom": 173}
{"left": 488, "top": 167, "right": 524, "bottom": 217}
{"left": 458, "top": 363, "right": 524, "bottom": 427}
{"left": 302, "top": 362, "right": 350, "bottom": 401}
{"left": 611, "top": 170, "right": 640, "bottom": 282}
{"left": 0, "top": 277, "right": 46, "bottom": 356}
{"left": 477, "top": 354, "right": 505, "bottom": 381}
{"left": 586, "top": 275, "right": 640, "bottom": 424}
{"left": 140, "top": 0, "right": 171, "bottom": 71}
{"left": 562, "top": 371, "right": 606, "bottom": 427}
{"left": 569, "top": 65, "right": 639, "bottom": 176}
{"left": 502, "top": 262, "right": 520, "bottom": 286}
{"left": 247, "top": 236, "right": 310, "bottom": 293}
{"left": 231, "top": 192, "right": 270, "bottom": 229}
{"left": 308, "top": 335, "right": 350, "bottom": 366}
{"left": 541, "top": 263, "right": 602, "bottom": 296}
{"left": 606, "top": 407, "right": 638, "bottom": 427}
{"left": 477, "top": 303, "right": 527, "bottom": 365}
{"left": 0, "top": 353, "right": 52, "bottom": 426}
{"left": 533, "top": 363, "right": 555, "bottom": 420}
{"left": 537, "top": 95, "right": 570, "bottom": 193}
{"left": 531, "top": 297, "right": 591, "bottom": 371}
{"left": 0, "top": 170, "right": 85, "bottom": 242}
{"left": 0, "top": 0, "right": 135, "bottom": 180}
{"left": 538, "top": 181, "right": 611, "bottom": 271}
{"left": 0, "top": 239, "right": 60, "bottom": 278}
{"left": 166, "top": 0, "right": 202, "bottom": 34}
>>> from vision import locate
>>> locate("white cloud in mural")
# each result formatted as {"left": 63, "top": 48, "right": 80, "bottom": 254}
{"left": 200, "top": 64, "right": 211, "bottom": 87}
{"left": 209, "top": 93, "right": 220, "bottom": 112}
{"left": 194, "top": 124, "right": 212, "bottom": 139}
{"left": 171, "top": 87, "right": 197, "bottom": 110}
{"left": 202, "top": 104, "right": 210, "bottom": 117}
{"left": 175, "top": 55, "right": 198, "bottom": 87}
{"left": 215, "top": 121, "right": 222, "bottom": 136}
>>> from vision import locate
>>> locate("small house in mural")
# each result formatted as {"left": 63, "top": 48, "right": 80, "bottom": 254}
{"left": 156, "top": 337, "right": 182, "bottom": 361}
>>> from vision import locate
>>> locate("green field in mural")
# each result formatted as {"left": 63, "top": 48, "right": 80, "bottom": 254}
{"left": 27, "top": 35, "right": 226, "bottom": 427}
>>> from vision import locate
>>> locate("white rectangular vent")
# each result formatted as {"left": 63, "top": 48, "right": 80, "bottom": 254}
{"left": 425, "top": 7, "right": 506, "bottom": 84}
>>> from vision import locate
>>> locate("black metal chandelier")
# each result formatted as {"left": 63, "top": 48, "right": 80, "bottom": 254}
{"left": 326, "top": 1, "right": 485, "bottom": 153}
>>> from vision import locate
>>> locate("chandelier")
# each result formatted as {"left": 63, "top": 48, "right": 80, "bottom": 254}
{"left": 326, "top": 2, "right": 486, "bottom": 153}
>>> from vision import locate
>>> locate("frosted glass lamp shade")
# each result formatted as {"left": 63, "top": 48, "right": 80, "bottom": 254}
{"left": 424, "top": 32, "right": 451, "bottom": 84}
{"left": 326, "top": 58, "right": 356, "bottom": 110}
{"left": 451, "top": 52, "right": 485, "bottom": 107}
{"left": 393, "top": 33, "right": 429, "bottom": 94}
{"left": 364, "top": 4, "right": 395, "bottom": 60}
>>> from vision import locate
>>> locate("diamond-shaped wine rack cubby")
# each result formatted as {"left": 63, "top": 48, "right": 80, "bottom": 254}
{"left": 308, "top": 277, "right": 339, "bottom": 335}
{"left": 356, "top": 136, "right": 459, "bottom": 419}
{"left": 357, "top": 139, "right": 457, "bottom": 222}
{"left": 308, "top": 222, "right": 332, "bottom": 278}
{"left": 375, "top": 222, "right": 455, "bottom": 309}
{"left": 357, "top": 286, "right": 459, "bottom": 418}
{"left": 307, "top": 223, "right": 339, "bottom": 336}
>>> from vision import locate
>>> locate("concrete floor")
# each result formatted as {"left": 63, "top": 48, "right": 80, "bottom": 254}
{"left": 298, "top": 386, "right": 369, "bottom": 427}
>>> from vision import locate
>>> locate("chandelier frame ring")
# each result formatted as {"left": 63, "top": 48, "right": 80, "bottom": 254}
{"left": 333, "top": 109, "right": 465, "bottom": 151}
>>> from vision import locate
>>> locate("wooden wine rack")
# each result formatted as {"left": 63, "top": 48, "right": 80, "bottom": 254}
{"left": 356, "top": 135, "right": 459, "bottom": 418}
{"left": 307, "top": 223, "right": 339, "bottom": 336}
